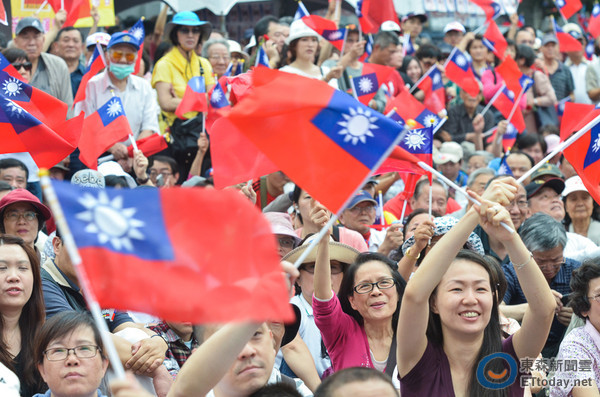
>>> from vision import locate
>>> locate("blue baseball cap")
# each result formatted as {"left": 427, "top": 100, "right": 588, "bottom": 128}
{"left": 347, "top": 190, "right": 377, "bottom": 209}
{"left": 107, "top": 32, "right": 140, "bottom": 50}
{"left": 165, "top": 11, "right": 212, "bottom": 42}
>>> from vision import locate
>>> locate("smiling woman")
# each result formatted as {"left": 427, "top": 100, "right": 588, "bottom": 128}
{"left": 33, "top": 311, "right": 108, "bottom": 397}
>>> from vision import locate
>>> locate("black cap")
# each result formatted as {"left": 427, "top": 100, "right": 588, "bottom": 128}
{"left": 525, "top": 178, "right": 565, "bottom": 199}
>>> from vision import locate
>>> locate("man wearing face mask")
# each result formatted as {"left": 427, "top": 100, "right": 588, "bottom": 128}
{"left": 81, "top": 32, "right": 160, "bottom": 164}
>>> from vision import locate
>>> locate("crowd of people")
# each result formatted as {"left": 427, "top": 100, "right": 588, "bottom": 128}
{"left": 1, "top": 1, "right": 600, "bottom": 396}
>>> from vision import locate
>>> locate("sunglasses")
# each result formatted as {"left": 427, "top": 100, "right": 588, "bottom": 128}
{"left": 109, "top": 50, "right": 136, "bottom": 63}
{"left": 12, "top": 62, "right": 32, "bottom": 71}
{"left": 179, "top": 27, "right": 202, "bottom": 35}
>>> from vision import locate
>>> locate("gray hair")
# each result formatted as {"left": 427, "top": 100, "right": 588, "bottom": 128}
{"left": 520, "top": 212, "right": 567, "bottom": 252}
{"left": 373, "top": 30, "right": 400, "bottom": 48}
{"left": 201, "top": 38, "right": 230, "bottom": 58}
{"left": 467, "top": 150, "right": 494, "bottom": 165}
{"left": 414, "top": 178, "right": 447, "bottom": 200}
{"left": 467, "top": 167, "right": 495, "bottom": 187}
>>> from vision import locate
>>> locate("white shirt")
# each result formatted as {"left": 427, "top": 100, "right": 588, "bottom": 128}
{"left": 80, "top": 70, "right": 160, "bottom": 139}
{"left": 205, "top": 368, "right": 313, "bottom": 397}
{"left": 567, "top": 59, "right": 592, "bottom": 104}
{"left": 564, "top": 231, "right": 600, "bottom": 262}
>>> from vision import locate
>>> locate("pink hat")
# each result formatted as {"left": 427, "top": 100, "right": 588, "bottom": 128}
{"left": 263, "top": 212, "right": 301, "bottom": 244}
{"left": 0, "top": 188, "right": 51, "bottom": 221}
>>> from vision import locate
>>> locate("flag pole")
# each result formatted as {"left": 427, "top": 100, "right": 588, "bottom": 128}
{"left": 416, "top": 162, "right": 514, "bottom": 233}
{"left": 409, "top": 65, "right": 436, "bottom": 94}
{"left": 428, "top": 180, "right": 432, "bottom": 219}
{"left": 399, "top": 199, "right": 408, "bottom": 224}
{"left": 505, "top": 82, "right": 528, "bottom": 124}
{"left": 129, "top": 134, "right": 138, "bottom": 152}
{"left": 480, "top": 82, "right": 506, "bottom": 117}
{"left": 378, "top": 191, "right": 385, "bottom": 226}
{"left": 517, "top": 113, "right": 600, "bottom": 184}
{"left": 443, "top": 47, "right": 457, "bottom": 68}
{"left": 482, "top": 126, "right": 496, "bottom": 137}
{"left": 39, "top": 172, "right": 126, "bottom": 380}
{"left": 348, "top": 74, "right": 360, "bottom": 100}
{"left": 36, "top": 0, "right": 48, "bottom": 14}
{"left": 339, "top": 28, "right": 348, "bottom": 57}
{"left": 472, "top": 20, "right": 490, "bottom": 35}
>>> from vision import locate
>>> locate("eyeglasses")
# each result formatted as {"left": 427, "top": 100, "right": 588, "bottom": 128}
{"left": 508, "top": 199, "right": 528, "bottom": 209}
{"left": 109, "top": 50, "right": 135, "bottom": 63}
{"left": 4, "top": 211, "right": 37, "bottom": 222}
{"left": 589, "top": 294, "right": 600, "bottom": 303}
{"left": 300, "top": 263, "right": 344, "bottom": 275}
{"left": 348, "top": 205, "right": 376, "bottom": 215}
{"left": 179, "top": 27, "right": 202, "bottom": 35}
{"left": 44, "top": 345, "right": 101, "bottom": 361}
{"left": 535, "top": 258, "right": 565, "bottom": 270}
{"left": 149, "top": 170, "right": 173, "bottom": 178}
{"left": 277, "top": 237, "right": 295, "bottom": 249}
{"left": 12, "top": 62, "right": 32, "bottom": 71}
{"left": 353, "top": 278, "right": 396, "bottom": 294}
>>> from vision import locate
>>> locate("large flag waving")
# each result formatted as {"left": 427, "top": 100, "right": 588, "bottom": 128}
{"left": 301, "top": 15, "right": 346, "bottom": 51}
{"left": 48, "top": 0, "right": 91, "bottom": 27}
{"left": 496, "top": 56, "right": 534, "bottom": 100}
{"left": 563, "top": 123, "right": 600, "bottom": 203}
{"left": 492, "top": 86, "right": 526, "bottom": 132}
{"left": 468, "top": 0, "right": 502, "bottom": 20}
{"left": 483, "top": 20, "right": 508, "bottom": 60}
{"left": 552, "top": 18, "right": 583, "bottom": 52}
{"left": 556, "top": 0, "right": 582, "bottom": 20}
{"left": 223, "top": 67, "right": 404, "bottom": 213}
{"left": 53, "top": 182, "right": 293, "bottom": 323}
{"left": 444, "top": 48, "right": 480, "bottom": 97}
{"left": 589, "top": 4, "right": 600, "bottom": 39}
{"left": 79, "top": 97, "right": 131, "bottom": 169}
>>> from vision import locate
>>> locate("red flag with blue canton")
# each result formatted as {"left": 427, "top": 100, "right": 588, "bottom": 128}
{"left": 468, "top": 0, "right": 502, "bottom": 20}
{"left": 556, "top": 0, "right": 582, "bottom": 20}
{"left": 385, "top": 90, "right": 442, "bottom": 130}
{"left": 355, "top": 0, "right": 378, "bottom": 34}
{"left": 560, "top": 102, "right": 600, "bottom": 141}
{"left": 377, "top": 144, "right": 427, "bottom": 176}
{"left": 74, "top": 44, "right": 106, "bottom": 107}
{"left": 0, "top": 96, "right": 76, "bottom": 168}
{"left": 403, "top": 34, "right": 416, "bottom": 56}
{"left": 444, "top": 48, "right": 480, "bottom": 97}
{"left": 0, "top": 53, "right": 25, "bottom": 80}
{"left": 553, "top": 18, "right": 583, "bottom": 52}
{"left": 206, "top": 82, "right": 231, "bottom": 132}
{"left": 302, "top": 16, "right": 346, "bottom": 52}
{"left": 490, "top": 122, "right": 518, "bottom": 151}
{"left": 483, "top": 20, "right": 508, "bottom": 59}
{"left": 381, "top": 126, "right": 433, "bottom": 179}
{"left": 47, "top": 0, "right": 90, "bottom": 27}
{"left": 52, "top": 181, "right": 293, "bottom": 323}
{"left": 496, "top": 56, "right": 534, "bottom": 100}
{"left": 586, "top": 39, "right": 595, "bottom": 61}
{"left": 0, "top": 1, "right": 6, "bottom": 25}
{"left": 223, "top": 67, "right": 404, "bottom": 213}
{"left": 492, "top": 86, "right": 526, "bottom": 132}
{"left": 589, "top": 4, "right": 600, "bottom": 38}
{"left": 79, "top": 97, "right": 131, "bottom": 169}
{"left": 255, "top": 46, "right": 270, "bottom": 67}
{"left": 563, "top": 123, "right": 600, "bottom": 203}
{"left": 351, "top": 73, "right": 378, "bottom": 105}
{"left": 175, "top": 76, "right": 207, "bottom": 118}
{"left": 0, "top": 70, "right": 69, "bottom": 132}
{"left": 224, "top": 61, "right": 243, "bottom": 77}
{"left": 294, "top": 0, "right": 310, "bottom": 20}
{"left": 416, "top": 66, "right": 446, "bottom": 113}
{"left": 128, "top": 18, "right": 145, "bottom": 75}
{"left": 126, "top": 134, "right": 168, "bottom": 158}
{"left": 497, "top": 152, "right": 514, "bottom": 176}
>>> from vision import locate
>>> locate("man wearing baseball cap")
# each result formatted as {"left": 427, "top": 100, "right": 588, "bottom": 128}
{"left": 443, "top": 22, "right": 465, "bottom": 47}
{"left": 338, "top": 191, "right": 403, "bottom": 256}
{"left": 401, "top": 12, "right": 427, "bottom": 42}
{"left": 539, "top": 34, "right": 574, "bottom": 103}
{"left": 13, "top": 17, "right": 73, "bottom": 107}
{"left": 81, "top": 32, "right": 160, "bottom": 166}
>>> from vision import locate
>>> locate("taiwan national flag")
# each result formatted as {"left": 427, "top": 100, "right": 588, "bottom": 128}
{"left": 302, "top": 16, "right": 346, "bottom": 52}
{"left": 385, "top": 90, "right": 442, "bottom": 130}
{"left": 359, "top": 34, "right": 374, "bottom": 62}
{"left": 128, "top": 18, "right": 145, "bottom": 75}
{"left": 52, "top": 181, "right": 293, "bottom": 323}
{"left": 210, "top": 82, "right": 230, "bottom": 109}
{"left": 488, "top": 122, "right": 518, "bottom": 151}
{"left": 497, "top": 153, "right": 514, "bottom": 176}
{"left": 589, "top": 4, "right": 600, "bottom": 38}
{"left": 553, "top": 18, "right": 583, "bottom": 52}
{"left": 0, "top": 96, "right": 77, "bottom": 168}
{"left": 556, "top": 0, "right": 582, "bottom": 21}
{"left": 224, "top": 61, "right": 243, "bottom": 77}
{"left": 493, "top": 86, "right": 526, "bottom": 132}
{"left": 560, "top": 102, "right": 600, "bottom": 140}
{"left": 224, "top": 67, "right": 404, "bottom": 213}
{"left": 294, "top": 0, "right": 310, "bottom": 20}
{"left": 355, "top": 0, "right": 378, "bottom": 34}
{"left": 79, "top": 97, "right": 132, "bottom": 169}
{"left": 48, "top": 0, "right": 90, "bottom": 27}
{"left": 403, "top": 34, "right": 416, "bottom": 56}
{"left": 483, "top": 20, "right": 508, "bottom": 59}
{"left": 126, "top": 133, "right": 168, "bottom": 158}
{"left": 175, "top": 76, "right": 208, "bottom": 119}
{"left": 0, "top": 1, "right": 6, "bottom": 25}
{"left": 378, "top": 128, "right": 432, "bottom": 179}
{"left": 586, "top": 39, "right": 595, "bottom": 61}
{"left": 563, "top": 123, "right": 600, "bottom": 203}
{"left": 444, "top": 48, "right": 480, "bottom": 97}
{"left": 416, "top": 66, "right": 446, "bottom": 113}
{"left": 496, "top": 56, "right": 534, "bottom": 99}
{"left": 556, "top": 97, "right": 571, "bottom": 124}
{"left": 0, "top": 52, "right": 24, "bottom": 80}
{"left": 255, "top": 46, "right": 270, "bottom": 67}
{"left": 351, "top": 73, "right": 378, "bottom": 105}
{"left": 469, "top": 0, "right": 502, "bottom": 20}
{"left": 74, "top": 43, "right": 106, "bottom": 108}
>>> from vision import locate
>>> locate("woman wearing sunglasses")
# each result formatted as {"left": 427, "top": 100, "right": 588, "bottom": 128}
{"left": 152, "top": 11, "right": 215, "bottom": 180}
{"left": 2, "top": 48, "right": 32, "bottom": 82}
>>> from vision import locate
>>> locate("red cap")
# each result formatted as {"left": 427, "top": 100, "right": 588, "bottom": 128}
{"left": 0, "top": 189, "right": 51, "bottom": 221}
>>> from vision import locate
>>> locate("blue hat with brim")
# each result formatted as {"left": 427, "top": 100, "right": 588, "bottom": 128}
{"left": 107, "top": 32, "right": 140, "bottom": 51}
{"left": 165, "top": 11, "right": 212, "bottom": 42}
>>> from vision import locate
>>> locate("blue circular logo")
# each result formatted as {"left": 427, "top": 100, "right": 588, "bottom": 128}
{"left": 476, "top": 352, "right": 518, "bottom": 389}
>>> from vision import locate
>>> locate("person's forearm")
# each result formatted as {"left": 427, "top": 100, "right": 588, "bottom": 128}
{"left": 499, "top": 302, "right": 528, "bottom": 322}
{"left": 373, "top": 172, "right": 399, "bottom": 196}
{"left": 188, "top": 150, "right": 205, "bottom": 177}
{"left": 318, "top": 41, "right": 333, "bottom": 66}
{"left": 168, "top": 323, "right": 261, "bottom": 397}
{"left": 153, "top": 4, "right": 168, "bottom": 45}
{"left": 588, "top": 88, "right": 600, "bottom": 102}
{"left": 397, "top": 255, "right": 417, "bottom": 281}
{"left": 281, "top": 336, "right": 321, "bottom": 392}
{"left": 43, "top": 27, "right": 60, "bottom": 53}
{"left": 314, "top": 236, "right": 333, "bottom": 300}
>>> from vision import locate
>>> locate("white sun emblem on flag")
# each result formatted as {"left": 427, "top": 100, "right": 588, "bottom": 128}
{"left": 4, "top": 99, "right": 25, "bottom": 117}
{"left": 130, "top": 26, "right": 144, "bottom": 40}
{"left": 328, "top": 31, "right": 342, "bottom": 40}
{"left": 337, "top": 107, "right": 378, "bottom": 145}
{"left": 106, "top": 99, "right": 122, "bottom": 117}
{"left": 2, "top": 77, "right": 22, "bottom": 97}
{"left": 455, "top": 54, "right": 467, "bottom": 67}
{"left": 593, "top": 136, "right": 600, "bottom": 153}
{"left": 507, "top": 90, "right": 515, "bottom": 99}
{"left": 432, "top": 73, "right": 441, "bottom": 85}
{"left": 211, "top": 89, "right": 223, "bottom": 104}
{"left": 556, "top": 0, "right": 564, "bottom": 6}
{"left": 404, "top": 130, "right": 427, "bottom": 150}
{"left": 358, "top": 77, "right": 373, "bottom": 93}
{"left": 595, "top": 5, "right": 600, "bottom": 15}
{"left": 76, "top": 191, "right": 145, "bottom": 251}
{"left": 424, "top": 115, "right": 439, "bottom": 127}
